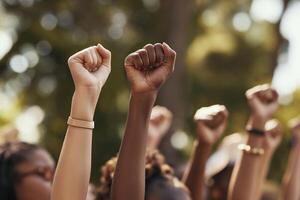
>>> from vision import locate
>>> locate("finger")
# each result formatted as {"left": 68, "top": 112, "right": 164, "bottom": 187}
{"left": 136, "top": 49, "right": 150, "bottom": 68}
{"left": 246, "top": 85, "right": 262, "bottom": 98}
{"left": 144, "top": 44, "right": 156, "bottom": 66}
{"left": 162, "top": 42, "right": 176, "bottom": 71}
{"left": 213, "top": 113, "right": 223, "bottom": 125}
{"left": 130, "top": 52, "right": 143, "bottom": 70}
{"left": 96, "top": 43, "right": 111, "bottom": 67}
{"left": 93, "top": 47, "right": 103, "bottom": 68}
{"left": 90, "top": 47, "right": 99, "bottom": 72}
{"left": 83, "top": 51, "right": 94, "bottom": 71}
{"left": 154, "top": 43, "right": 164, "bottom": 66}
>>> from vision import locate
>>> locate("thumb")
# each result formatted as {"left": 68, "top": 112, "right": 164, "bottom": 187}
{"left": 162, "top": 42, "right": 176, "bottom": 72}
{"left": 96, "top": 43, "right": 111, "bottom": 67}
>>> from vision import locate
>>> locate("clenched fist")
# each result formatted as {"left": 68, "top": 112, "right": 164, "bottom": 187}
{"left": 194, "top": 105, "right": 228, "bottom": 145}
{"left": 246, "top": 84, "right": 279, "bottom": 121}
{"left": 68, "top": 44, "right": 111, "bottom": 90}
{"left": 148, "top": 106, "right": 173, "bottom": 149}
{"left": 124, "top": 43, "right": 176, "bottom": 93}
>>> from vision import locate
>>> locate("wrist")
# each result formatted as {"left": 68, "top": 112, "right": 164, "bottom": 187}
{"left": 70, "top": 87, "right": 100, "bottom": 121}
{"left": 197, "top": 135, "right": 214, "bottom": 147}
{"left": 247, "top": 115, "right": 268, "bottom": 131}
{"left": 131, "top": 90, "right": 158, "bottom": 98}
{"left": 131, "top": 90, "right": 158, "bottom": 104}
{"left": 128, "top": 91, "right": 157, "bottom": 120}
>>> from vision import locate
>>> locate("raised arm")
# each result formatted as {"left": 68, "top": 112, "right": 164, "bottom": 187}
{"left": 228, "top": 84, "right": 279, "bottom": 200}
{"left": 254, "top": 119, "right": 282, "bottom": 200}
{"left": 282, "top": 118, "right": 300, "bottom": 200}
{"left": 111, "top": 43, "right": 176, "bottom": 200}
{"left": 51, "top": 44, "right": 111, "bottom": 200}
{"left": 183, "top": 105, "right": 228, "bottom": 200}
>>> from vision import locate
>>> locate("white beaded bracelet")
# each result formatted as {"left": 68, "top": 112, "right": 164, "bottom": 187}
{"left": 238, "top": 144, "right": 264, "bottom": 156}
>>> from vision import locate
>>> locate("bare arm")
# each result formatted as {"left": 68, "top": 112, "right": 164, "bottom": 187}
{"left": 282, "top": 119, "right": 300, "bottom": 200}
{"left": 183, "top": 105, "right": 228, "bottom": 200}
{"left": 228, "top": 84, "right": 279, "bottom": 200}
{"left": 253, "top": 119, "right": 282, "bottom": 200}
{"left": 51, "top": 44, "right": 111, "bottom": 200}
{"left": 228, "top": 132, "right": 264, "bottom": 200}
{"left": 111, "top": 43, "right": 176, "bottom": 200}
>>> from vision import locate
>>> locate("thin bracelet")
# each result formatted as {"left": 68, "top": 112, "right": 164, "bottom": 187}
{"left": 238, "top": 144, "right": 264, "bottom": 156}
{"left": 67, "top": 117, "right": 95, "bottom": 129}
{"left": 246, "top": 127, "right": 265, "bottom": 136}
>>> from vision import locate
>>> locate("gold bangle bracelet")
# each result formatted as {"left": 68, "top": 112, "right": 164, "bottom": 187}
{"left": 238, "top": 144, "right": 264, "bottom": 156}
{"left": 67, "top": 117, "right": 95, "bottom": 129}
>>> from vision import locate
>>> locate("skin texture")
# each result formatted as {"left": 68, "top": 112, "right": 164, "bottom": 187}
{"left": 51, "top": 44, "right": 111, "bottom": 200}
{"left": 14, "top": 149, "right": 55, "bottom": 200}
{"left": 253, "top": 119, "right": 282, "bottom": 200}
{"left": 111, "top": 42, "right": 181, "bottom": 200}
{"left": 282, "top": 118, "right": 300, "bottom": 200}
{"left": 183, "top": 105, "right": 228, "bottom": 200}
{"left": 228, "top": 84, "right": 279, "bottom": 200}
{"left": 148, "top": 106, "right": 173, "bottom": 149}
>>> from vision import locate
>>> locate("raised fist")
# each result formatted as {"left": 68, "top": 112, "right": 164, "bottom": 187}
{"left": 264, "top": 119, "right": 282, "bottom": 152}
{"left": 68, "top": 44, "right": 111, "bottom": 90}
{"left": 246, "top": 84, "right": 279, "bottom": 120}
{"left": 124, "top": 43, "right": 176, "bottom": 93}
{"left": 148, "top": 106, "right": 173, "bottom": 148}
{"left": 194, "top": 105, "right": 228, "bottom": 145}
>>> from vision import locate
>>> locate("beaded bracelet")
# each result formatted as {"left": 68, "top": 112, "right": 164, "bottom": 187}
{"left": 238, "top": 144, "right": 264, "bottom": 156}
{"left": 67, "top": 117, "right": 95, "bottom": 129}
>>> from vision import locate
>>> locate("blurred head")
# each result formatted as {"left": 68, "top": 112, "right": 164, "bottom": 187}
{"left": 207, "top": 164, "right": 234, "bottom": 200}
{"left": 96, "top": 149, "right": 191, "bottom": 200}
{"left": 0, "top": 141, "right": 55, "bottom": 200}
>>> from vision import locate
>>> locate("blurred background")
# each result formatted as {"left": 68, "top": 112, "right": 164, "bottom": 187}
{"left": 0, "top": 0, "right": 300, "bottom": 184}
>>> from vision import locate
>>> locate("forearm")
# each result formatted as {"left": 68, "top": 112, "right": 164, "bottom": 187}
{"left": 51, "top": 88, "right": 98, "bottom": 200}
{"left": 254, "top": 149, "right": 273, "bottom": 200}
{"left": 282, "top": 142, "right": 300, "bottom": 200}
{"left": 112, "top": 92, "right": 157, "bottom": 200}
{"left": 183, "top": 140, "right": 211, "bottom": 200}
{"left": 228, "top": 135, "right": 264, "bottom": 200}
{"left": 228, "top": 116, "right": 267, "bottom": 200}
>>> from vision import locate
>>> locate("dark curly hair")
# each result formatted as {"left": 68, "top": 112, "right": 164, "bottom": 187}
{"left": 0, "top": 141, "right": 41, "bottom": 200}
{"left": 95, "top": 149, "right": 180, "bottom": 200}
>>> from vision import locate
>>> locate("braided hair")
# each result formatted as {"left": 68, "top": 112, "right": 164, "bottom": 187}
{"left": 95, "top": 149, "right": 179, "bottom": 200}
{"left": 0, "top": 141, "right": 40, "bottom": 200}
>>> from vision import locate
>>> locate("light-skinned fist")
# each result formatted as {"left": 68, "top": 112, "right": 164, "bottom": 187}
{"left": 68, "top": 44, "right": 111, "bottom": 91}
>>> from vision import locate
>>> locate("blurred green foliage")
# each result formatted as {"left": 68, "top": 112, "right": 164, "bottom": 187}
{"left": 0, "top": 0, "right": 299, "bottom": 184}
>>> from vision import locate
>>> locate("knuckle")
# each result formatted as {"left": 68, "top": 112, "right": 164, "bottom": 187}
{"left": 67, "top": 56, "right": 74, "bottom": 65}
{"left": 106, "top": 49, "right": 112, "bottom": 56}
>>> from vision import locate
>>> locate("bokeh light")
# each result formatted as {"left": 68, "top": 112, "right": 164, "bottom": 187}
{"left": 9, "top": 54, "right": 29, "bottom": 73}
